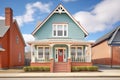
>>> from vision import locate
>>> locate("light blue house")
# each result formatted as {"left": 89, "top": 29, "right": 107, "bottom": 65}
{"left": 28, "top": 4, "right": 92, "bottom": 72}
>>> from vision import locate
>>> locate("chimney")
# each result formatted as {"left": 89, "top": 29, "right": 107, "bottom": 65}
{"left": 5, "top": 8, "right": 13, "bottom": 26}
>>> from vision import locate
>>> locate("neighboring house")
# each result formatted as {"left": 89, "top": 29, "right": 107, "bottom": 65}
{"left": 92, "top": 26, "right": 120, "bottom": 67}
{"left": 25, "top": 52, "right": 31, "bottom": 66}
{"left": 0, "top": 8, "right": 25, "bottom": 69}
{"left": 28, "top": 4, "right": 92, "bottom": 72}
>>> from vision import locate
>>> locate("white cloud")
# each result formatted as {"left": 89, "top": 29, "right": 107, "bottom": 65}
{"left": 62, "top": 0, "right": 77, "bottom": 2}
{"left": 23, "top": 34, "right": 35, "bottom": 42}
{"left": 0, "top": 16, "right": 5, "bottom": 19}
{"left": 15, "top": 1, "right": 52, "bottom": 26}
{"left": 88, "top": 40, "right": 95, "bottom": 43}
{"left": 73, "top": 0, "right": 120, "bottom": 33}
{"left": 22, "top": 34, "right": 35, "bottom": 52}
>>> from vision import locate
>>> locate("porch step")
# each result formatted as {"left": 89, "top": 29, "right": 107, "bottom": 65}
{"left": 54, "top": 62, "right": 68, "bottom": 72}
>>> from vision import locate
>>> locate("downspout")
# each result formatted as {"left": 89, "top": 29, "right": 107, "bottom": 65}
{"left": 110, "top": 45, "right": 113, "bottom": 68}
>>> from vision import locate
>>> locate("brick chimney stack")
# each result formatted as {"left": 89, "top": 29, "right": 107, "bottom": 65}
{"left": 5, "top": 8, "right": 13, "bottom": 26}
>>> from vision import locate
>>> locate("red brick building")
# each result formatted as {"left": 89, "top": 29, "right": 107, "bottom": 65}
{"left": 92, "top": 26, "right": 120, "bottom": 67}
{"left": 0, "top": 8, "right": 25, "bottom": 69}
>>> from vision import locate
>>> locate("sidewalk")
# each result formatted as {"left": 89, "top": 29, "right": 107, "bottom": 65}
{"left": 0, "top": 69, "right": 120, "bottom": 78}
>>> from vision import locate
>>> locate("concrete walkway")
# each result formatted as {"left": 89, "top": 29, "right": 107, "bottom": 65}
{"left": 0, "top": 69, "right": 120, "bottom": 78}
{"left": 0, "top": 65, "right": 120, "bottom": 78}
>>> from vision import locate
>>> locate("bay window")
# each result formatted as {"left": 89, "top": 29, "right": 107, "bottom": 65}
{"left": 53, "top": 24, "right": 68, "bottom": 37}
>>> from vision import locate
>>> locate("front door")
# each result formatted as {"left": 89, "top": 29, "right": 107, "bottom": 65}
{"left": 58, "top": 49, "right": 63, "bottom": 62}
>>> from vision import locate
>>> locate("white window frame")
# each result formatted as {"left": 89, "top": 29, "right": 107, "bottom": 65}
{"left": 37, "top": 46, "right": 50, "bottom": 60}
{"left": 52, "top": 24, "right": 68, "bottom": 37}
{"left": 71, "top": 46, "right": 83, "bottom": 58}
{"left": 55, "top": 47, "right": 66, "bottom": 62}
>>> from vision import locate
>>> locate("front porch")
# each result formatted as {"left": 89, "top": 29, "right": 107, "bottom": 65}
{"left": 29, "top": 39, "right": 93, "bottom": 72}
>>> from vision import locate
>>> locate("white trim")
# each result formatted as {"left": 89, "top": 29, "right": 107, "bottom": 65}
{"left": 55, "top": 47, "right": 66, "bottom": 62}
{"left": 52, "top": 23, "right": 68, "bottom": 37}
{"left": 37, "top": 46, "right": 50, "bottom": 60}
{"left": 31, "top": 44, "right": 35, "bottom": 62}
{"left": 32, "top": 4, "right": 88, "bottom": 36}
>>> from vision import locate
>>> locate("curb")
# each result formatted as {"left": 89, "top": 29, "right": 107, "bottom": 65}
{"left": 0, "top": 76, "right": 120, "bottom": 78}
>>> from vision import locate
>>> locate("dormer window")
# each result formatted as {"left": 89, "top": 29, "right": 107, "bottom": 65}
{"left": 52, "top": 24, "right": 68, "bottom": 37}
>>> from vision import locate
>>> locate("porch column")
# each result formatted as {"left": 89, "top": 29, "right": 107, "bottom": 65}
{"left": 67, "top": 44, "right": 71, "bottom": 59}
{"left": 50, "top": 44, "right": 54, "bottom": 59}
{"left": 49, "top": 44, "right": 54, "bottom": 72}
{"left": 31, "top": 44, "right": 35, "bottom": 62}
{"left": 88, "top": 44, "right": 92, "bottom": 62}
{"left": 67, "top": 44, "right": 71, "bottom": 72}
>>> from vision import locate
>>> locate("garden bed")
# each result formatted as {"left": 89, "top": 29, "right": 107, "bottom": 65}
{"left": 23, "top": 66, "right": 50, "bottom": 72}
{"left": 71, "top": 66, "right": 98, "bottom": 72}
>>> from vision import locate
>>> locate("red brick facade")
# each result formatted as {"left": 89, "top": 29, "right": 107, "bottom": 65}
{"left": 0, "top": 8, "right": 25, "bottom": 69}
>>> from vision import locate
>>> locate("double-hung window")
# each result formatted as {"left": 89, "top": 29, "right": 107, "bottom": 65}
{"left": 71, "top": 46, "right": 83, "bottom": 59}
{"left": 53, "top": 24, "right": 68, "bottom": 37}
{"left": 37, "top": 46, "right": 50, "bottom": 61}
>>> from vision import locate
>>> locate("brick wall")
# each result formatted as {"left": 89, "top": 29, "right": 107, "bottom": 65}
{"left": 112, "top": 46, "right": 120, "bottom": 65}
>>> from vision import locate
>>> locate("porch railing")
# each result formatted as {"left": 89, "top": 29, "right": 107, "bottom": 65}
{"left": 71, "top": 56, "right": 90, "bottom": 62}
{"left": 37, "top": 58, "right": 50, "bottom": 62}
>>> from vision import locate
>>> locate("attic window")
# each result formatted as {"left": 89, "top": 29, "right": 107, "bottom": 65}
{"left": 52, "top": 24, "right": 68, "bottom": 37}
{"left": 55, "top": 5, "right": 65, "bottom": 13}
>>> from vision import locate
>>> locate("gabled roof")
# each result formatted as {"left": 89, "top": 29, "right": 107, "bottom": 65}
{"left": 0, "top": 20, "right": 9, "bottom": 37}
{"left": 93, "top": 26, "right": 120, "bottom": 46}
{"left": 0, "top": 19, "right": 26, "bottom": 46}
{"left": 32, "top": 4, "right": 88, "bottom": 36}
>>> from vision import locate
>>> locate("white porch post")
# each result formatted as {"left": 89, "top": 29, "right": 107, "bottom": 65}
{"left": 31, "top": 44, "right": 35, "bottom": 62}
{"left": 50, "top": 44, "right": 54, "bottom": 59}
{"left": 67, "top": 44, "right": 71, "bottom": 59}
{"left": 88, "top": 44, "right": 92, "bottom": 62}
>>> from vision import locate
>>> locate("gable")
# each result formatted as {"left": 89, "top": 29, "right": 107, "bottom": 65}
{"left": 12, "top": 20, "right": 25, "bottom": 46}
{"left": 34, "top": 13, "right": 86, "bottom": 40}
{"left": 32, "top": 4, "right": 88, "bottom": 37}
{"left": 110, "top": 29, "right": 120, "bottom": 45}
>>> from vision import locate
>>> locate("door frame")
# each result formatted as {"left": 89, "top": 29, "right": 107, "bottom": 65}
{"left": 55, "top": 47, "right": 66, "bottom": 62}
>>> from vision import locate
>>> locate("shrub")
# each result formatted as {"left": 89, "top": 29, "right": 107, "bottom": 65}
{"left": 72, "top": 66, "right": 78, "bottom": 72}
{"left": 79, "top": 66, "right": 88, "bottom": 71}
{"left": 23, "top": 66, "right": 50, "bottom": 72}
{"left": 87, "top": 66, "right": 98, "bottom": 71}
{"left": 71, "top": 66, "right": 98, "bottom": 72}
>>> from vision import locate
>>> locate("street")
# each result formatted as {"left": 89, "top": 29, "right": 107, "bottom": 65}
{"left": 0, "top": 78, "right": 120, "bottom": 80}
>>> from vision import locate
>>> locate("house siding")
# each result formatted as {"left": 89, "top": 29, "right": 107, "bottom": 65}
{"left": 92, "top": 41, "right": 111, "bottom": 65}
{"left": 34, "top": 13, "right": 85, "bottom": 40}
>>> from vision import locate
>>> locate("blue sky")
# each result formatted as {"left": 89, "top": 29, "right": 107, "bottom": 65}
{"left": 0, "top": 0, "right": 120, "bottom": 43}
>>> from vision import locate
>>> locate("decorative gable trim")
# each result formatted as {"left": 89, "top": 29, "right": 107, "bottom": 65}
{"left": 32, "top": 4, "right": 88, "bottom": 36}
